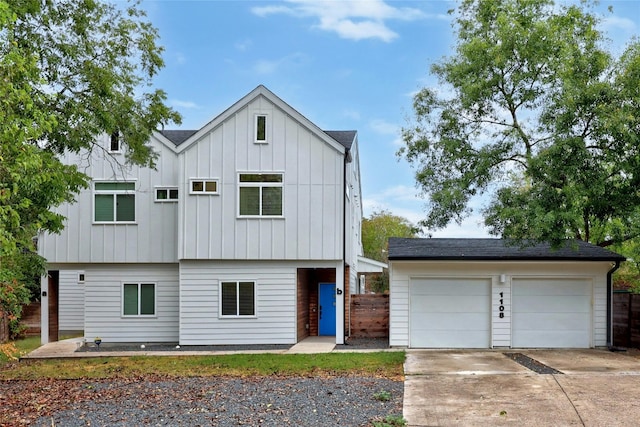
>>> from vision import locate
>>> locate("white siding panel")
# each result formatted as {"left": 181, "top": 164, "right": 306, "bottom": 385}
{"left": 40, "top": 136, "right": 179, "bottom": 264}
{"left": 179, "top": 260, "right": 297, "bottom": 345}
{"left": 390, "top": 260, "right": 612, "bottom": 349}
{"left": 83, "top": 264, "right": 179, "bottom": 342}
{"left": 389, "top": 269, "right": 410, "bottom": 347}
{"left": 178, "top": 96, "right": 344, "bottom": 261}
{"left": 492, "top": 280, "right": 511, "bottom": 347}
{"left": 58, "top": 270, "right": 85, "bottom": 331}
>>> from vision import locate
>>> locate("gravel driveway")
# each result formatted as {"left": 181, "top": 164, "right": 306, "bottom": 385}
{"left": 3, "top": 375, "right": 403, "bottom": 426}
{"left": 2, "top": 338, "right": 401, "bottom": 426}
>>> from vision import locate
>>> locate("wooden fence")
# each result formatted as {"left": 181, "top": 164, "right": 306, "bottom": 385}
{"left": 349, "top": 294, "right": 389, "bottom": 338}
{"left": 613, "top": 292, "right": 640, "bottom": 348}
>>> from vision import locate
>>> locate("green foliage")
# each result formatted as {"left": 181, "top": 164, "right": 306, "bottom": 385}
{"left": 0, "top": 336, "right": 41, "bottom": 364}
{"left": 0, "top": 0, "right": 180, "bottom": 256}
{"left": 0, "top": 270, "right": 31, "bottom": 339}
{"left": 611, "top": 239, "right": 640, "bottom": 291}
{"left": 1, "top": 351, "right": 407, "bottom": 380}
{"left": 0, "top": 0, "right": 180, "bottom": 312}
{"left": 372, "top": 415, "right": 407, "bottom": 427}
{"left": 399, "top": 0, "right": 640, "bottom": 248}
{"left": 362, "top": 209, "right": 420, "bottom": 292}
{"left": 362, "top": 209, "right": 420, "bottom": 263}
{"left": 373, "top": 390, "right": 392, "bottom": 402}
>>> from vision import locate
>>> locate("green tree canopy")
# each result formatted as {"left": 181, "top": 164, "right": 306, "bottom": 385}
{"left": 362, "top": 209, "right": 420, "bottom": 263}
{"left": 0, "top": 0, "right": 180, "bottom": 258}
{"left": 399, "top": 0, "right": 640, "bottom": 248}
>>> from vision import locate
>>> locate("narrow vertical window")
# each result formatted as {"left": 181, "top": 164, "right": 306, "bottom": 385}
{"left": 110, "top": 132, "right": 121, "bottom": 152}
{"left": 255, "top": 114, "right": 267, "bottom": 143}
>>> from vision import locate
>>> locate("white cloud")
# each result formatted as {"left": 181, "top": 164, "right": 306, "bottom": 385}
{"left": 343, "top": 109, "right": 361, "bottom": 121}
{"left": 252, "top": 0, "right": 428, "bottom": 42}
{"left": 234, "top": 38, "right": 253, "bottom": 51}
{"left": 253, "top": 52, "right": 309, "bottom": 75}
{"left": 602, "top": 15, "right": 637, "bottom": 34}
{"left": 171, "top": 99, "right": 199, "bottom": 109}
{"left": 370, "top": 118, "right": 398, "bottom": 135}
{"left": 363, "top": 185, "right": 491, "bottom": 238}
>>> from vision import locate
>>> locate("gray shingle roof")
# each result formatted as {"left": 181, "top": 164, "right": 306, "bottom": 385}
{"left": 160, "top": 130, "right": 198, "bottom": 146}
{"left": 324, "top": 130, "right": 356, "bottom": 150}
{"left": 160, "top": 129, "right": 356, "bottom": 149}
{"left": 388, "top": 238, "right": 625, "bottom": 261}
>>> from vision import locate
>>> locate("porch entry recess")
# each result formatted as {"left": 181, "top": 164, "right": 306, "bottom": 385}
{"left": 318, "top": 283, "right": 336, "bottom": 336}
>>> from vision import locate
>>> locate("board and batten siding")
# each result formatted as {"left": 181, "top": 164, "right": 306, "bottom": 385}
{"left": 179, "top": 260, "right": 303, "bottom": 345}
{"left": 178, "top": 95, "right": 344, "bottom": 261}
{"left": 39, "top": 133, "right": 179, "bottom": 264}
{"left": 389, "top": 261, "right": 612, "bottom": 348}
{"left": 57, "top": 269, "right": 85, "bottom": 332}
{"left": 82, "top": 264, "right": 179, "bottom": 342}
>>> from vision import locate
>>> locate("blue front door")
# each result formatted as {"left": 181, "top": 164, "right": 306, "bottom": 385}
{"left": 319, "top": 283, "right": 336, "bottom": 336}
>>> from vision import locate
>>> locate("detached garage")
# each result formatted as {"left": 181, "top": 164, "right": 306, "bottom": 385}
{"left": 388, "top": 238, "right": 624, "bottom": 349}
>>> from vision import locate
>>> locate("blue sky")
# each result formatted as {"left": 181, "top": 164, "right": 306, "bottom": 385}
{"left": 141, "top": 0, "right": 639, "bottom": 237}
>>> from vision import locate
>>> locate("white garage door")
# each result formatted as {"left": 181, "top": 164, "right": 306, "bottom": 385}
{"left": 512, "top": 278, "right": 591, "bottom": 348}
{"left": 410, "top": 278, "right": 491, "bottom": 348}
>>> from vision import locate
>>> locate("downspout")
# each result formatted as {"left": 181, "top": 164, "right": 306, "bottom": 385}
{"left": 343, "top": 150, "right": 349, "bottom": 341}
{"left": 607, "top": 260, "right": 621, "bottom": 348}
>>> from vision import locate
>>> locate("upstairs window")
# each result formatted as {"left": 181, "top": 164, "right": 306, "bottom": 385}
{"left": 109, "top": 131, "right": 121, "bottom": 152}
{"left": 221, "top": 281, "right": 255, "bottom": 317}
{"left": 155, "top": 187, "right": 179, "bottom": 202}
{"left": 255, "top": 114, "right": 267, "bottom": 143}
{"left": 122, "top": 283, "right": 155, "bottom": 316}
{"left": 190, "top": 179, "right": 219, "bottom": 195}
{"left": 238, "top": 173, "right": 283, "bottom": 217}
{"left": 94, "top": 182, "right": 135, "bottom": 223}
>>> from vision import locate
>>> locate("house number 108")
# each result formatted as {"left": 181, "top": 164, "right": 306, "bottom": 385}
{"left": 499, "top": 292, "right": 505, "bottom": 318}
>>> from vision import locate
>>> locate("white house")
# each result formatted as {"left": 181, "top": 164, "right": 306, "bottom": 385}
{"left": 388, "top": 238, "right": 625, "bottom": 349}
{"left": 39, "top": 85, "right": 381, "bottom": 345}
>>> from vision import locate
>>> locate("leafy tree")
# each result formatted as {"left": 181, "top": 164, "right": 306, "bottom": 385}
{"left": 0, "top": 0, "right": 180, "bottom": 327}
{"left": 362, "top": 209, "right": 420, "bottom": 292}
{"left": 399, "top": 0, "right": 640, "bottom": 248}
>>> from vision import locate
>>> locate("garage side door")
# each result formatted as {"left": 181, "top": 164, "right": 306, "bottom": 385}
{"left": 512, "top": 278, "right": 591, "bottom": 348}
{"left": 410, "top": 278, "right": 491, "bottom": 348}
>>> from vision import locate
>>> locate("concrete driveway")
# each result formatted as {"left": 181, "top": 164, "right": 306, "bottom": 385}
{"left": 404, "top": 349, "right": 640, "bottom": 426}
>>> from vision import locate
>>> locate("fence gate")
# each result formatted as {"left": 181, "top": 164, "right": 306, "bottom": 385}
{"left": 613, "top": 292, "right": 640, "bottom": 348}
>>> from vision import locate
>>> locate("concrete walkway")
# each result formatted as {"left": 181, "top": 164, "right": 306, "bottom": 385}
{"left": 23, "top": 336, "right": 340, "bottom": 359}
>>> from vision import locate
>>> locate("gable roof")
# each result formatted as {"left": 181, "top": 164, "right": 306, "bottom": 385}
{"left": 388, "top": 238, "right": 625, "bottom": 262}
{"left": 161, "top": 129, "right": 356, "bottom": 150}
{"left": 325, "top": 130, "right": 356, "bottom": 150}
{"left": 160, "top": 130, "right": 198, "bottom": 146}
{"left": 167, "top": 85, "right": 349, "bottom": 155}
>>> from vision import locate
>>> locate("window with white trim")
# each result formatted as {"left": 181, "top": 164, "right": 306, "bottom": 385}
{"left": 238, "top": 173, "right": 283, "bottom": 216}
{"left": 94, "top": 182, "right": 135, "bottom": 223}
{"left": 255, "top": 114, "right": 267, "bottom": 143}
{"left": 109, "top": 131, "right": 121, "bottom": 152}
{"left": 155, "top": 187, "right": 179, "bottom": 202}
{"left": 190, "top": 179, "right": 219, "bottom": 194}
{"left": 122, "top": 283, "right": 155, "bottom": 316}
{"left": 221, "top": 281, "right": 255, "bottom": 317}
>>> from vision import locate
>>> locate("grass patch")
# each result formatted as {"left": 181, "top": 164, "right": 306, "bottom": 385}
{"left": 0, "top": 336, "right": 41, "bottom": 365}
{"left": 0, "top": 351, "right": 405, "bottom": 380}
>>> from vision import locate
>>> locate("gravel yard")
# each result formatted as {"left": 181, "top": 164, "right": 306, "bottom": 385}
{"left": 2, "top": 375, "right": 403, "bottom": 426}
